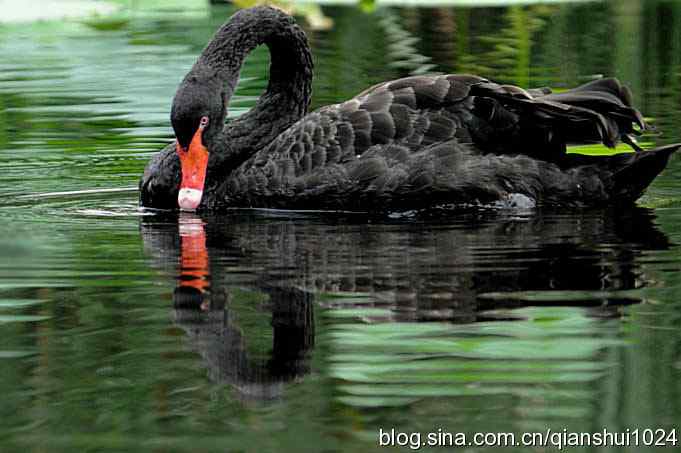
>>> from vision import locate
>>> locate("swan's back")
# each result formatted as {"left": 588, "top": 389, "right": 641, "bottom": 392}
{"left": 212, "top": 75, "right": 674, "bottom": 211}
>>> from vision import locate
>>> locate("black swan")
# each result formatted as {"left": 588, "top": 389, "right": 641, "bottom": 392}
{"left": 139, "top": 6, "right": 679, "bottom": 212}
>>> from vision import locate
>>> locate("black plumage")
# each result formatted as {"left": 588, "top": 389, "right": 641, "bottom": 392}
{"left": 139, "top": 6, "right": 679, "bottom": 212}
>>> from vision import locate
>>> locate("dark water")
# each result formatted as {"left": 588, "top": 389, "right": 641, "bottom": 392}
{"left": 1, "top": 2, "right": 681, "bottom": 452}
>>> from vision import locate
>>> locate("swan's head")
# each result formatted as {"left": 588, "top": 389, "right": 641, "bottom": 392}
{"left": 171, "top": 71, "right": 226, "bottom": 211}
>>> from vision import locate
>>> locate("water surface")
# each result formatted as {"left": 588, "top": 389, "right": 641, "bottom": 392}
{"left": 1, "top": 2, "right": 681, "bottom": 452}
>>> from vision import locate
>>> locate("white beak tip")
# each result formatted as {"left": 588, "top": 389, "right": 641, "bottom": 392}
{"left": 178, "top": 188, "right": 203, "bottom": 211}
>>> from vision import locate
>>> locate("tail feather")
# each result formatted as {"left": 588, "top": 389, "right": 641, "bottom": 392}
{"left": 607, "top": 144, "right": 680, "bottom": 202}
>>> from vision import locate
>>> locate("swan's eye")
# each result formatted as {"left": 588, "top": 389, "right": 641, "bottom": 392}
{"left": 199, "top": 116, "right": 209, "bottom": 128}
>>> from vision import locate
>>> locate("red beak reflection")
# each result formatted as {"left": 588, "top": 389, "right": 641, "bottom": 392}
{"left": 178, "top": 214, "right": 210, "bottom": 303}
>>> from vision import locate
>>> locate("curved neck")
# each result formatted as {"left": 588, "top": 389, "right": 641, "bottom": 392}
{"left": 195, "top": 6, "right": 313, "bottom": 153}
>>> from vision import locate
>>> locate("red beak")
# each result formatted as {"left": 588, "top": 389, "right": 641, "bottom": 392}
{"left": 176, "top": 124, "right": 209, "bottom": 211}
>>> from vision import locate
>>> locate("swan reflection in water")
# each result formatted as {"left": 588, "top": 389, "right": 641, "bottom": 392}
{"left": 142, "top": 213, "right": 314, "bottom": 401}
{"left": 140, "top": 207, "right": 670, "bottom": 399}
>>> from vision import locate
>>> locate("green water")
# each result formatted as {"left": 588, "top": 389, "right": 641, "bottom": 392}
{"left": 1, "top": 2, "right": 681, "bottom": 452}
